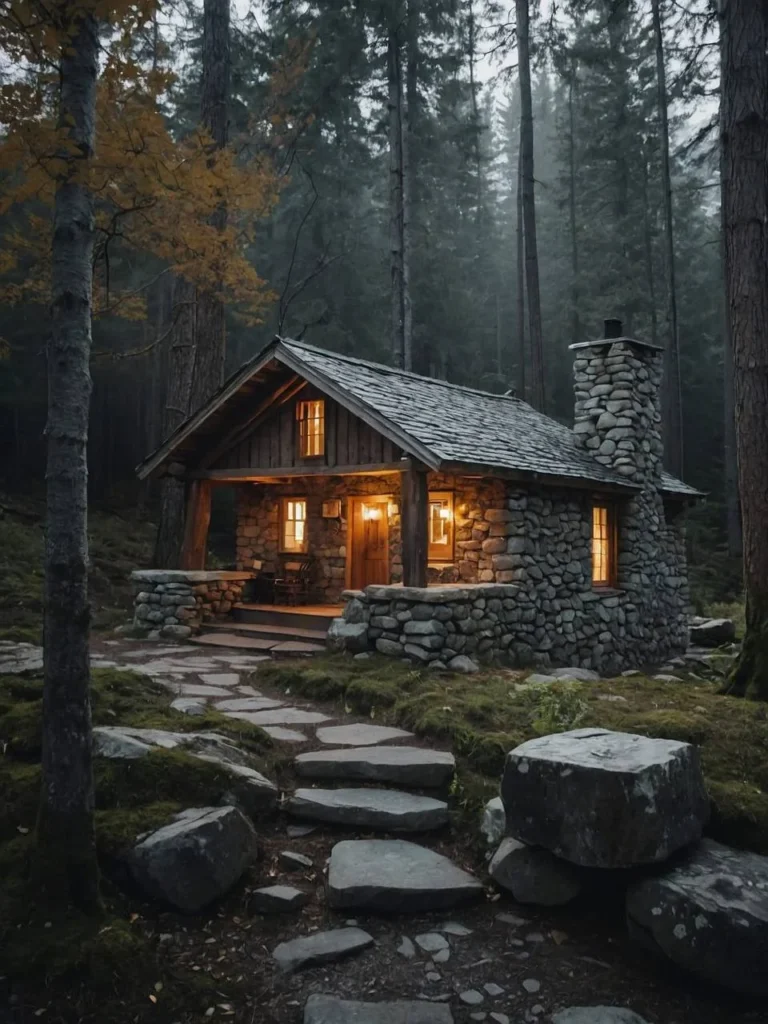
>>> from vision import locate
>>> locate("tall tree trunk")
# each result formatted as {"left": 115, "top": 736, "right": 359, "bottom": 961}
{"left": 516, "top": 131, "right": 526, "bottom": 401}
{"left": 651, "top": 0, "right": 683, "bottom": 478}
{"left": 388, "top": 21, "right": 406, "bottom": 370}
{"left": 640, "top": 151, "right": 659, "bottom": 347}
{"left": 718, "top": 11, "right": 742, "bottom": 560}
{"left": 401, "top": 0, "right": 414, "bottom": 372}
{"left": 189, "top": 0, "right": 230, "bottom": 412}
{"left": 721, "top": 0, "right": 768, "bottom": 699}
{"left": 153, "top": 276, "right": 196, "bottom": 568}
{"left": 38, "top": 8, "right": 100, "bottom": 911}
{"left": 516, "top": 0, "right": 544, "bottom": 411}
{"left": 567, "top": 56, "right": 580, "bottom": 348}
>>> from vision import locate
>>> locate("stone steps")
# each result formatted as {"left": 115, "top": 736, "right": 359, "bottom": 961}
{"left": 190, "top": 633, "right": 326, "bottom": 656}
{"left": 233, "top": 602, "right": 340, "bottom": 633}
{"left": 204, "top": 619, "right": 328, "bottom": 644}
{"left": 287, "top": 787, "right": 450, "bottom": 832}
{"left": 294, "top": 745, "right": 456, "bottom": 789}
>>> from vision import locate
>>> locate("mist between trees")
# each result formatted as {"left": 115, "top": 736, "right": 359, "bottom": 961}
{"left": 0, "top": 0, "right": 736, "bottom": 604}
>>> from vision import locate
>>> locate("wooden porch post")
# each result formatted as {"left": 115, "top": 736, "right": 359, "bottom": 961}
{"left": 400, "top": 463, "right": 428, "bottom": 587}
{"left": 180, "top": 479, "right": 212, "bottom": 570}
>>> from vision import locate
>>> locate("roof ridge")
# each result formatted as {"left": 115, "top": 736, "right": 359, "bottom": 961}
{"left": 278, "top": 336, "right": 524, "bottom": 405}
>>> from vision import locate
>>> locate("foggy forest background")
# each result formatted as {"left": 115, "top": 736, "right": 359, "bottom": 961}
{"left": 0, "top": 0, "right": 734, "bottom": 605}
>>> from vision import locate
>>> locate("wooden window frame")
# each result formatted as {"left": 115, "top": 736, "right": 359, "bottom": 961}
{"left": 592, "top": 501, "right": 618, "bottom": 588}
{"left": 297, "top": 399, "right": 325, "bottom": 459}
{"left": 428, "top": 491, "right": 454, "bottom": 564}
{"left": 280, "top": 496, "right": 309, "bottom": 554}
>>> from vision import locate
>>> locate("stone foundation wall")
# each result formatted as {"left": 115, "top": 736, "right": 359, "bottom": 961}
{"left": 131, "top": 570, "right": 252, "bottom": 639}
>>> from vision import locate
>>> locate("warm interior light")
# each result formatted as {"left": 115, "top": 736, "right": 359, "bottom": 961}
{"left": 363, "top": 505, "right": 382, "bottom": 521}
{"left": 439, "top": 507, "right": 450, "bottom": 520}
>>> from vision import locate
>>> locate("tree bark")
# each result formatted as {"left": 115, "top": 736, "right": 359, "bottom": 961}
{"left": 720, "top": 0, "right": 768, "bottom": 699}
{"left": 516, "top": 0, "right": 544, "bottom": 411}
{"left": 38, "top": 7, "right": 101, "bottom": 912}
{"left": 567, "top": 56, "right": 580, "bottom": 349}
{"left": 189, "top": 0, "right": 230, "bottom": 412}
{"left": 388, "top": 18, "right": 408, "bottom": 370}
{"left": 516, "top": 130, "right": 526, "bottom": 400}
{"left": 153, "top": 276, "right": 196, "bottom": 568}
{"left": 401, "top": 0, "right": 414, "bottom": 372}
{"left": 652, "top": 0, "right": 684, "bottom": 478}
{"left": 640, "top": 150, "right": 659, "bottom": 348}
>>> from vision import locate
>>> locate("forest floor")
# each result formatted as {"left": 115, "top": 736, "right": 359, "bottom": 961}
{"left": 2, "top": 637, "right": 767, "bottom": 1024}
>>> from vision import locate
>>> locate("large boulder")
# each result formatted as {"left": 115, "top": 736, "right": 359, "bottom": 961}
{"left": 327, "top": 619, "right": 369, "bottom": 654}
{"left": 125, "top": 805, "right": 257, "bottom": 912}
{"left": 489, "top": 836, "right": 582, "bottom": 906}
{"left": 689, "top": 617, "right": 736, "bottom": 647}
{"left": 502, "top": 728, "right": 709, "bottom": 868}
{"left": 626, "top": 838, "right": 768, "bottom": 995}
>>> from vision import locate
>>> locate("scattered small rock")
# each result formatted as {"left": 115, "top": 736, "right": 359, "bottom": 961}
{"left": 304, "top": 994, "right": 453, "bottom": 1023}
{"left": 250, "top": 885, "right": 310, "bottom": 913}
{"left": 286, "top": 824, "right": 317, "bottom": 838}
{"left": 481, "top": 796, "right": 506, "bottom": 846}
{"left": 484, "top": 983, "right": 504, "bottom": 997}
{"left": 489, "top": 836, "right": 582, "bottom": 906}
{"left": 432, "top": 947, "right": 450, "bottom": 963}
{"left": 272, "top": 927, "right": 374, "bottom": 973}
{"left": 552, "top": 1010, "right": 649, "bottom": 1024}
{"left": 397, "top": 936, "right": 416, "bottom": 959}
{"left": 279, "top": 850, "right": 313, "bottom": 871}
{"left": 522, "top": 979, "right": 541, "bottom": 994}
{"left": 459, "top": 990, "right": 484, "bottom": 1006}
{"left": 440, "top": 921, "right": 472, "bottom": 937}
{"left": 415, "top": 933, "right": 450, "bottom": 954}
{"left": 490, "top": 1015, "right": 510, "bottom": 1024}
{"left": 426, "top": 971, "right": 442, "bottom": 983}
{"left": 170, "top": 697, "right": 207, "bottom": 716}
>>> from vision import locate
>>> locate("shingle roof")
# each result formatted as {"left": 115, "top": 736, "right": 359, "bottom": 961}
{"left": 137, "top": 335, "right": 702, "bottom": 498}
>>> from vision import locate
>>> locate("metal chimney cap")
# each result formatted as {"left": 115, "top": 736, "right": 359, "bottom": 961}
{"left": 604, "top": 317, "right": 622, "bottom": 339}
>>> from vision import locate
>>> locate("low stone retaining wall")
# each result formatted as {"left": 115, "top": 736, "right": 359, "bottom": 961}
{"left": 131, "top": 570, "right": 253, "bottom": 639}
{"left": 328, "top": 583, "right": 522, "bottom": 672}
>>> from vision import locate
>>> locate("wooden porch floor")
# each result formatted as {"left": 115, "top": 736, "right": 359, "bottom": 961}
{"left": 236, "top": 603, "right": 345, "bottom": 617}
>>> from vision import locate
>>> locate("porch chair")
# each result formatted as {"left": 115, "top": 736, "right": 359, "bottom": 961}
{"left": 273, "top": 557, "right": 315, "bottom": 606}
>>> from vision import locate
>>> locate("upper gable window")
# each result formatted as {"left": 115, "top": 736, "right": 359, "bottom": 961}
{"left": 297, "top": 399, "right": 325, "bottom": 458}
{"left": 592, "top": 503, "right": 617, "bottom": 587}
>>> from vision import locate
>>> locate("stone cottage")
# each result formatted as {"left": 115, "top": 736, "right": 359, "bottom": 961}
{"left": 137, "top": 318, "right": 699, "bottom": 673}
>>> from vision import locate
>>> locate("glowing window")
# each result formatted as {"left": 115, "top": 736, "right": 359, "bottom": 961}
{"left": 592, "top": 504, "right": 617, "bottom": 586}
{"left": 428, "top": 492, "right": 454, "bottom": 562}
{"left": 282, "top": 498, "right": 308, "bottom": 553}
{"left": 297, "top": 400, "right": 325, "bottom": 458}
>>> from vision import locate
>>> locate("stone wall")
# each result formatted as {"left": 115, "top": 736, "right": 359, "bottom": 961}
{"left": 131, "top": 570, "right": 252, "bottom": 639}
{"left": 332, "top": 583, "right": 522, "bottom": 672}
{"left": 234, "top": 474, "right": 512, "bottom": 602}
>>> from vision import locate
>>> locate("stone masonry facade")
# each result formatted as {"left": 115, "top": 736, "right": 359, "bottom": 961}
{"left": 131, "top": 570, "right": 252, "bottom": 639}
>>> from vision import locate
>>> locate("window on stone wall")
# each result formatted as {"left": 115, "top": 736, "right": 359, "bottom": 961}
{"left": 297, "top": 400, "right": 325, "bottom": 458}
{"left": 592, "top": 503, "right": 617, "bottom": 586}
{"left": 428, "top": 492, "right": 454, "bottom": 562}
{"left": 281, "top": 498, "right": 308, "bottom": 553}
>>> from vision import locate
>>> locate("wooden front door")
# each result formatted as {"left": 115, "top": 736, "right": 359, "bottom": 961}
{"left": 349, "top": 497, "right": 389, "bottom": 590}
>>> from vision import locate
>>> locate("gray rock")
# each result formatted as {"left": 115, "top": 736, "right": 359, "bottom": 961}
{"left": 489, "top": 837, "right": 582, "bottom": 906}
{"left": 426, "top": 971, "right": 442, "bottom": 983}
{"left": 481, "top": 796, "right": 506, "bottom": 845}
{"left": 447, "top": 655, "right": 479, "bottom": 674}
{"left": 549, "top": 667, "right": 600, "bottom": 682}
{"left": 484, "top": 983, "right": 504, "bottom": 997}
{"left": 315, "top": 723, "right": 414, "bottom": 747}
{"left": 288, "top": 788, "right": 449, "bottom": 832}
{"left": 432, "top": 947, "right": 450, "bottom": 963}
{"left": 552, "top": 1011, "right": 649, "bottom": 1024}
{"left": 327, "top": 619, "right": 370, "bottom": 654}
{"left": 414, "top": 932, "right": 449, "bottom": 953}
{"left": 193, "top": 755, "right": 278, "bottom": 817}
{"left": 397, "top": 936, "right": 416, "bottom": 959}
{"left": 327, "top": 839, "right": 483, "bottom": 912}
{"left": 460, "top": 991, "right": 484, "bottom": 1006}
{"left": 279, "top": 850, "right": 313, "bottom": 871}
{"left": 287, "top": 824, "right": 317, "bottom": 838}
{"left": 225, "top": 707, "right": 331, "bottom": 726}
{"left": 489, "top": 1015, "right": 509, "bottom": 1024}
{"left": 170, "top": 697, "right": 207, "bottom": 716}
{"left": 215, "top": 696, "right": 285, "bottom": 712}
{"left": 303, "top": 994, "right": 453, "bottom": 1023}
{"left": 160, "top": 624, "right": 193, "bottom": 639}
{"left": 250, "top": 885, "right": 310, "bottom": 913}
{"left": 125, "top": 806, "right": 256, "bottom": 912}
{"left": 626, "top": 838, "right": 768, "bottom": 995}
{"left": 525, "top": 673, "right": 557, "bottom": 685}
{"left": 273, "top": 927, "right": 374, "bottom": 973}
{"left": 295, "top": 746, "right": 455, "bottom": 789}
{"left": 440, "top": 921, "right": 472, "bottom": 936}
{"left": 502, "top": 728, "right": 709, "bottom": 868}
{"left": 263, "top": 726, "right": 307, "bottom": 743}
{"left": 689, "top": 618, "right": 736, "bottom": 647}
{"left": 521, "top": 979, "right": 540, "bottom": 994}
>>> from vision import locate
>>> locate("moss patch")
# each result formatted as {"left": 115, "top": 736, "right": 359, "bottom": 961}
{"left": 260, "top": 654, "right": 768, "bottom": 852}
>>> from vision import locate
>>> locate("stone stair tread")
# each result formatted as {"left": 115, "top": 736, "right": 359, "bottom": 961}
{"left": 304, "top": 994, "right": 453, "bottom": 1023}
{"left": 287, "top": 787, "right": 449, "bottom": 832}
{"left": 316, "top": 724, "right": 414, "bottom": 747}
{"left": 190, "top": 633, "right": 278, "bottom": 651}
{"left": 295, "top": 746, "right": 456, "bottom": 788}
{"left": 204, "top": 620, "right": 328, "bottom": 642}
{"left": 327, "top": 839, "right": 483, "bottom": 912}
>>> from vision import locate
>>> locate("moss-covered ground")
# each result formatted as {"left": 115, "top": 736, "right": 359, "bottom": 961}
{"left": 259, "top": 654, "right": 768, "bottom": 854}
{"left": 0, "top": 490, "right": 155, "bottom": 642}
{"left": 0, "top": 666, "right": 276, "bottom": 1006}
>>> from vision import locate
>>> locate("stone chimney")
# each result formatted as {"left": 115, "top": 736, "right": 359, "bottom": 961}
{"left": 570, "top": 318, "right": 664, "bottom": 486}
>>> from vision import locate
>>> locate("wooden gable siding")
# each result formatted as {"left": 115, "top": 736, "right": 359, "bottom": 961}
{"left": 212, "top": 384, "right": 402, "bottom": 472}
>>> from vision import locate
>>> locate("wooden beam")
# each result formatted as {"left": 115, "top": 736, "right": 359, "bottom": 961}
{"left": 189, "top": 460, "right": 412, "bottom": 481}
{"left": 180, "top": 480, "right": 212, "bottom": 570}
{"left": 437, "top": 461, "right": 640, "bottom": 495}
{"left": 400, "top": 464, "right": 428, "bottom": 588}
{"left": 199, "top": 373, "right": 307, "bottom": 469}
